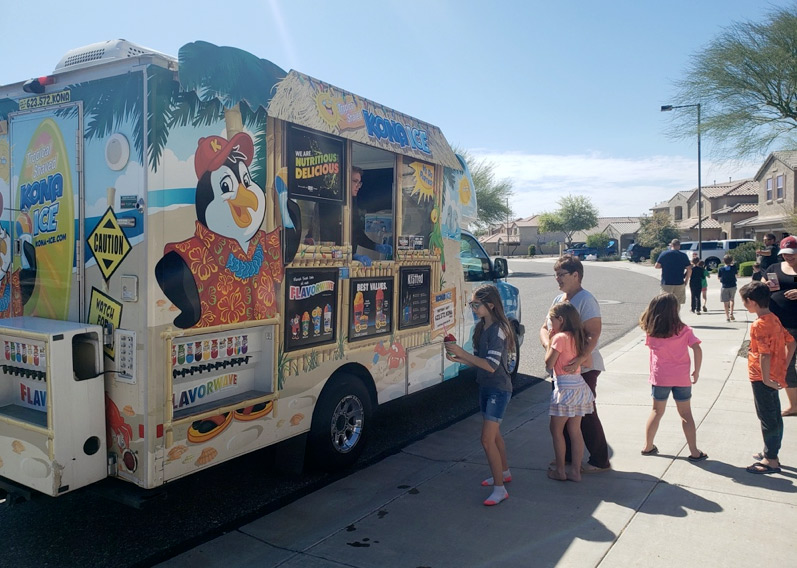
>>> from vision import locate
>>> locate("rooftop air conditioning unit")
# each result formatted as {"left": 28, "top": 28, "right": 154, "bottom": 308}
{"left": 53, "top": 39, "right": 175, "bottom": 73}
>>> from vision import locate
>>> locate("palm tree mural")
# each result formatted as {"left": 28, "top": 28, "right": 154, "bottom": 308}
{"left": 174, "top": 41, "right": 287, "bottom": 187}
{"left": 1, "top": 42, "right": 287, "bottom": 181}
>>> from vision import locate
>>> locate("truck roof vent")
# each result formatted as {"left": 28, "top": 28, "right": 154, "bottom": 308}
{"left": 53, "top": 39, "right": 174, "bottom": 73}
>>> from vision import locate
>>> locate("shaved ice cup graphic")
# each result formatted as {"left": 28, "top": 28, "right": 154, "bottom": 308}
{"left": 15, "top": 118, "right": 75, "bottom": 320}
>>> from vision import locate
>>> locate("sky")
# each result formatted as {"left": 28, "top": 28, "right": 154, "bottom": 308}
{"left": 0, "top": 0, "right": 793, "bottom": 218}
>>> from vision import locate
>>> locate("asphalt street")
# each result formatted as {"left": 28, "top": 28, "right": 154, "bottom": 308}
{"left": 0, "top": 259, "right": 662, "bottom": 568}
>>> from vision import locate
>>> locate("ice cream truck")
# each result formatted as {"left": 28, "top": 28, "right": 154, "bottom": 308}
{"left": 0, "top": 40, "right": 523, "bottom": 499}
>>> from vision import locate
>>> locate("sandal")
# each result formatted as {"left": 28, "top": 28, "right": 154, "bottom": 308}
{"left": 641, "top": 446, "right": 658, "bottom": 456}
{"left": 746, "top": 462, "right": 781, "bottom": 474}
{"left": 687, "top": 452, "right": 708, "bottom": 462}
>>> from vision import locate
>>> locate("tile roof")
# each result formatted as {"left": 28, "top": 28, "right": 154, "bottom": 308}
{"left": 772, "top": 150, "right": 797, "bottom": 170}
{"left": 677, "top": 217, "right": 722, "bottom": 230}
{"left": 734, "top": 213, "right": 791, "bottom": 227}
{"left": 514, "top": 215, "right": 540, "bottom": 227}
{"left": 652, "top": 190, "right": 694, "bottom": 209}
{"left": 606, "top": 221, "right": 641, "bottom": 234}
{"left": 728, "top": 181, "right": 759, "bottom": 196}
{"left": 712, "top": 203, "right": 758, "bottom": 215}
{"left": 699, "top": 179, "right": 755, "bottom": 198}
{"left": 754, "top": 150, "right": 797, "bottom": 179}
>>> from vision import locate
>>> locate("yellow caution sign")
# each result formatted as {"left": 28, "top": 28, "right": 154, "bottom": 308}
{"left": 87, "top": 208, "right": 131, "bottom": 281}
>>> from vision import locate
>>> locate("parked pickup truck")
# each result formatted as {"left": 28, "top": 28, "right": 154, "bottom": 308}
{"left": 565, "top": 239, "right": 618, "bottom": 259}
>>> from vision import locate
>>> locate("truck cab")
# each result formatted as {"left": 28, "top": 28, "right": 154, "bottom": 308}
{"left": 458, "top": 230, "right": 524, "bottom": 376}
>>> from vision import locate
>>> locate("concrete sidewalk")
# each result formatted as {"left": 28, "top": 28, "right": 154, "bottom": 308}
{"left": 159, "top": 269, "right": 797, "bottom": 568}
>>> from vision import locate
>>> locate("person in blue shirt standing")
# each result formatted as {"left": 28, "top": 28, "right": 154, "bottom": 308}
{"left": 717, "top": 254, "right": 739, "bottom": 321}
{"left": 655, "top": 239, "right": 692, "bottom": 307}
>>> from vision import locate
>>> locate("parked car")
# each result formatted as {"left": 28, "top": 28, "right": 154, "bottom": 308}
{"left": 678, "top": 239, "right": 754, "bottom": 270}
{"left": 565, "top": 239, "right": 618, "bottom": 259}
{"left": 625, "top": 243, "right": 652, "bottom": 263}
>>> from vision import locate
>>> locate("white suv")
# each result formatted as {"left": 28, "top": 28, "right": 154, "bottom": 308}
{"left": 679, "top": 239, "right": 754, "bottom": 270}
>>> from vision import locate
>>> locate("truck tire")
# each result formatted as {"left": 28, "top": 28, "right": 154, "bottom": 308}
{"left": 506, "top": 327, "right": 520, "bottom": 379}
{"left": 307, "top": 374, "right": 372, "bottom": 470}
{"left": 706, "top": 257, "right": 720, "bottom": 271}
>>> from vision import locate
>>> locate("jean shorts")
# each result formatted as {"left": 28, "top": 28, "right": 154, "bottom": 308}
{"left": 480, "top": 387, "right": 512, "bottom": 423}
{"left": 651, "top": 385, "right": 692, "bottom": 401}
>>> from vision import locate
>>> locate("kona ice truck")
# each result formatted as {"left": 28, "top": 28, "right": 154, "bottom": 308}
{"left": 0, "top": 40, "right": 523, "bottom": 499}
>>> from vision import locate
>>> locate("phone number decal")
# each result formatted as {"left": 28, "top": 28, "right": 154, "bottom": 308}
{"left": 19, "top": 90, "right": 71, "bottom": 110}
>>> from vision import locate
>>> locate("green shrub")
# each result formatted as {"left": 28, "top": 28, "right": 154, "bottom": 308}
{"left": 650, "top": 247, "right": 665, "bottom": 263}
{"left": 598, "top": 254, "right": 621, "bottom": 261}
{"left": 528, "top": 244, "right": 536, "bottom": 257}
{"left": 586, "top": 234, "right": 612, "bottom": 250}
{"left": 730, "top": 241, "right": 760, "bottom": 264}
{"left": 738, "top": 260, "right": 755, "bottom": 277}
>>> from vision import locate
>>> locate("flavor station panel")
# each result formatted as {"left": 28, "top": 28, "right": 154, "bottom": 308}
{"left": 1, "top": 338, "right": 48, "bottom": 416}
{"left": 170, "top": 326, "right": 275, "bottom": 419}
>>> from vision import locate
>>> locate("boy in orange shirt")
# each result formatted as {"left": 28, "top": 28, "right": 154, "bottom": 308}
{"left": 740, "top": 282, "right": 797, "bottom": 474}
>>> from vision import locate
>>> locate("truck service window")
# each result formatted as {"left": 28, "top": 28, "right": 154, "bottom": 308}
{"left": 351, "top": 143, "right": 395, "bottom": 262}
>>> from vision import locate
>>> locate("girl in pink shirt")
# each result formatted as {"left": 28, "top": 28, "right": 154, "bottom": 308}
{"left": 639, "top": 293, "right": 707, "bottom": 462}
{"left": 545, "top": 301, "right": 594, "bottom": 482}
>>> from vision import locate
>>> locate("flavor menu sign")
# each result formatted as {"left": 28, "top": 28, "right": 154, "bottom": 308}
{"left": 284, "top": 269, "right": 338, "bottom": 351}
{"left": 398, "top": 266, "right": 430, "bottom": 330}
{"left": 349, "top": 277, "right": 393, "bottom": 342}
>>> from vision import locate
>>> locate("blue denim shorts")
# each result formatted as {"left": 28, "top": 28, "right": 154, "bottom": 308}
{"left": 480, "top": 387, "right": 512, "bottom": 423}
{"left": 651, "top": 385, "right": 692, "bottom": 401}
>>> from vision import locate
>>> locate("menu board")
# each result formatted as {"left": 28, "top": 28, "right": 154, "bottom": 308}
{"left": 349, "top": 277, "right": 393, "bottom": 342}
{"left": 284, "top": 269, "right": 338, "bottom": 351}
{"left": 398, "top": 266, "right": 431, "bottom": 330}
{"left": 287, "top": 126, "right": 344, "bottom": 202}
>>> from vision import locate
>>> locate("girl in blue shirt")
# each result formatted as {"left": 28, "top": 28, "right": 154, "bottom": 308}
{"left": 446, "top": 285, "right": 515, "bottom": 506}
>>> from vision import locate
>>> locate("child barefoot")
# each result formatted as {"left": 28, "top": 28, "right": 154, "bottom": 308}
{"left": 545, "top": 301, "right": 594, "bottom": 482}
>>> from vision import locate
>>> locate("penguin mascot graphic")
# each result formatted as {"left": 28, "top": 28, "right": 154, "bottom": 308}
{"left": 156, "top": 133, "right": 286, "bottom": 329}
{"left": 0, "top": 201, "right": 36, "bottom": 319}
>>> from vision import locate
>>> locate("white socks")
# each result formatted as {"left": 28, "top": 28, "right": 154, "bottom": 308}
{"left": 481, "top": 469, "right": 512, "bottom": 486}
{"left": 484, "top": 485, "right": 508, "bottom": 506}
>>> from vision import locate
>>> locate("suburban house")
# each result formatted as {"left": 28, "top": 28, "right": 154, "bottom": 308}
{"left": 479, "top": 216, "right": 641, "bottom": 256}
{"left": 736, "top": 150, "right": 797, "bottom": 238}
{"left": 571, "top": 217, "right": 642, "bottom": 251}
{"left": 479, "top": 215, "right": 564, "bottom": 256}
{"left": 651, "top": 190, "right": 692, "bottom": 224}
{"left": 651, "top": 180, "right": 758, "bottom": 240}
{"left": 477, "top": 149, "right": 797, "bottom": 258}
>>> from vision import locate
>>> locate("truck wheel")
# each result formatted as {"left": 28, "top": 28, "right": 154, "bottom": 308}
{"left": 308, "top": 375, "right": 372, "bottom": 470}
{"left": 506, "top": 328, "right": 521, "bottom": 379}
{"left": 706, "top": 258, "right": 720, "bottom": 271}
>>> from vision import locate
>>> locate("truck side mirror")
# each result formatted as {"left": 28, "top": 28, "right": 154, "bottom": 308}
{"left": 493, "top": 257, "right": 508, "bottom": 279}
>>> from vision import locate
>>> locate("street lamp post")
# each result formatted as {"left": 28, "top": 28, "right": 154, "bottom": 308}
{"left": 661, "top": 103, "right": 702, "bottom": 259}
